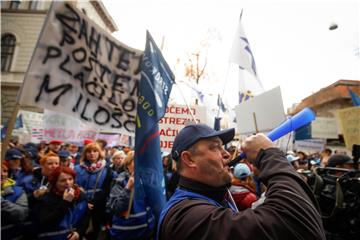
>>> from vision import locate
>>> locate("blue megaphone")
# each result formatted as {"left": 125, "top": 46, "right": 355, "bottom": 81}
{"left": 267, "top": 107, "right": 315, "bottom": 141}
{"left": 228, "top": 107, "right": 316, "bottom": 166}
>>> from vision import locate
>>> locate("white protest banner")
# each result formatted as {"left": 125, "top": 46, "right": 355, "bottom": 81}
{"left": 234, "top": 86, "right": 285, "bottom": 134}
{"left": 12, "top": 110, "right": 44, "bottom": 144}
{"left": 337, "top": 106, "right": 360, "bottom": 150}
{"left": 43, "top": 110, "right": 97, "bottom": 143}
{"left": 294, "top": 139, "right": 326, "bottom": 153}
{"left": 17, "top": 2, "right": 143, "bottom": 136}
{"left": 159, "top": 105, "right": 207, "bottom": 152}
{"left": 311, "top": 117, "right": 338, "bottom": 139}
{"left": 96, "top": 133, "right": 131, "bottom": 147}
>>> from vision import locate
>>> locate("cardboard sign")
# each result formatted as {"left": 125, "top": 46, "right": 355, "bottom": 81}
{"left": 311, "top": 117, "right": 338, "bottom": 139}
{"left": 294, "top": 139, "right": 326, "bottom": 153}
{"left": 337, "top": 106, "right": 360, "bottom": 150}
{"left": 234, "top": 86, "right": 285, "bottom": 134}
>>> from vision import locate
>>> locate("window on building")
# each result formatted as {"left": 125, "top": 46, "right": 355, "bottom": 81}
{"left": 29, "top": 1, "right": 39, "bottom": 10}
{"left": 9, "top": 0, "right": 21, "bottom": 9}
{"left": 1, "top": 34, "right": 17, "bottom": 72}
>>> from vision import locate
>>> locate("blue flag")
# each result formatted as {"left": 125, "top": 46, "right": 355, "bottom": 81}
{"left": 348, "top": 88, "right": 360, "bottom": 106}
{"left": 214, "top": 117, "right": 221, "bottom": 131}
{"left": 135, "top": 31, "right": 175, "bottom": 221}
{"left": 217, "top": 94, "right": 227, "bottom": 112}
{"left": 1, "top": 114, "right": 23, "bottom": 140}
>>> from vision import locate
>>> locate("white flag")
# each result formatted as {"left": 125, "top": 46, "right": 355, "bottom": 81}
{"left": 229, "top": 12, "right": 264, "bottom": 103}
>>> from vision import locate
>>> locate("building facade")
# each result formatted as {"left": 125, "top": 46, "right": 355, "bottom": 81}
{"left": 289, "top": 79, "right": 360, "bottom": 151}
{"left": 1, "top": 0, "right": 117, "bottom": 124}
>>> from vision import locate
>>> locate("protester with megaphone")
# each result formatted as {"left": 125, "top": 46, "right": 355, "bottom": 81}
{"left": 157, "top": 123, "right": 326, "bottom": 240}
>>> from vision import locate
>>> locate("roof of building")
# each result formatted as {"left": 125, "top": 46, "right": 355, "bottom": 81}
{"left": 289, "top": 79, "right": 360, "bottom": 115}
{"left": 90, "top": 1, "right": 118, "bottom": 32}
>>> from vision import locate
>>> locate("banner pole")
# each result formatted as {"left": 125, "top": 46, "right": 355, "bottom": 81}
{"left": 126, "top": 188, "right": 135, "bottom": 219}
{"left": 175, "top": 83, "right": 198, "bottom": 123}
{"left": 252, "top": 112, "right": 259, "bottom": 133}
{"left": 1, "top": 103, "right": 21, "bottom": 160}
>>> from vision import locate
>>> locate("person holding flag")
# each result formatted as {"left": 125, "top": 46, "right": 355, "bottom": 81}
{"left": 133, "top": 30, "right": 175, "bottom": 231}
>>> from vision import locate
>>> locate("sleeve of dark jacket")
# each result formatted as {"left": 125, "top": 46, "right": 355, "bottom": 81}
{"left": 32, "top": 194, "right": 72, "bottom": 228}
{"left": 75, "top": 192, "right": 91, "bottom": 238}
{"left": 160, "top": 148, "right": 326, "bottom": 240}
{"left": 1, "top": 192, "right": 29, "bottom": 223}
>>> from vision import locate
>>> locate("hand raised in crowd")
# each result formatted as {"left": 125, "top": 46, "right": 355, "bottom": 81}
{"left": 126, "top": 175, "right": 134, "bottom": 190}
{"left": 33, "top": 187, "right": 48, "bottom": 198}
{"left": 63, "top": 188, "right": 75, "bottom": 202}
{"left": 67, "top": 231, "right": 79, "bottom": 240}
{"left": 241, "top": 133, "right": 274, "bottom": 162}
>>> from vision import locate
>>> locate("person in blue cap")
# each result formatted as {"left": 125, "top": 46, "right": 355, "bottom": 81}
{"left": 59, "top": 150, "right": 74, "bottom": 169}
{"left": 4, "top": 148, "right": 24, "bottom": 181}
{"left": 157, "top": 123, "right": 325, "bottom": 240}
{"left": 230, "top": 163, "right": 258, "bottom": 210}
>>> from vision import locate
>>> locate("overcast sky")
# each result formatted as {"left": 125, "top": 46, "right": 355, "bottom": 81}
{"left": 102, "top": 0, "right": 360, "bottom": 112}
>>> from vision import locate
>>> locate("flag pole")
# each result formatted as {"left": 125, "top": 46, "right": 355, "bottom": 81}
{"left": 175, "top": 82, "right": 198, "bottom": 123}
{"left": 216, "top": 9, "right": 244, "bottom": 119}
{"left": 216, "top": 65, "right": 231, "bottom": 118}
{"left": 1, "top": 103, "right": 21, "bottom": 160}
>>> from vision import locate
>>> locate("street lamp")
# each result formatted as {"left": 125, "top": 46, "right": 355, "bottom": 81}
{"left": 329, "top": 23, "right": 338, "bottom": 30}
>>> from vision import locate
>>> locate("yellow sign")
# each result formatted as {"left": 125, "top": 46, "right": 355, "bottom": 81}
{"left": 338, "top": 106, "right": 360, "bottom": 149}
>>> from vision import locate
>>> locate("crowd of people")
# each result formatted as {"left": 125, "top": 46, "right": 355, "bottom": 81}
{"left": 1, "top": 124, "right": 359, "bottom": 239}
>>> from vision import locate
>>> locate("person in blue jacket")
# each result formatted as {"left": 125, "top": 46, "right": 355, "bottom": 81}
{"left": 1, "top": 161, "right": 29, "bottom": 240}
{"left": 20, "top": 152, "right": 60, "bottom": 206}
{"left": 106, "top": 151, "right": 155, "bottom": 240}
{"left": 74, "top": 142, "right": 113, "bottom": 240}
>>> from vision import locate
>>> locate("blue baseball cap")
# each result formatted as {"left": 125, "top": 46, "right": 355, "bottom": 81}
{"left": 5, "top": 148, "right": 23, "bottom": 160}
{"left": 58, "top": 150, "right": 70, "bottom": 158}
{"left": 286, "top": 154, "right": 300, "bottom": 162}
{"left": 234, "top": 163, "right": 251, "bottom": 179}
{"left": 171, "top": 124, "right": 235, "bottom": 161}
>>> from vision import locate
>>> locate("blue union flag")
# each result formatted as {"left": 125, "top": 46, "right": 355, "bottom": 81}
{"left": 134, "top": 30, "right": 175, "bottom": 221}
{"left": 348, "top": 88, "right": 360, "bottom": 106}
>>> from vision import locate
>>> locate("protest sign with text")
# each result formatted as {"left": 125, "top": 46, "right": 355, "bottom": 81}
{"left": 338, "top": 106, "right": 360, "bottom": 150}
{"left": 95, "top": 133, "right": 131, "bottom": 147}
{"left": 18, "top": 2, "right": 143, "bottom": 135}
{"left": 159, "top": 104, "right": 207, "bottom": 152}
{"left": 43, "top": 110, "right": 97, "bottom": 143}
{"left": 11, "top": 110, "right": 44, "bottom": 144}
